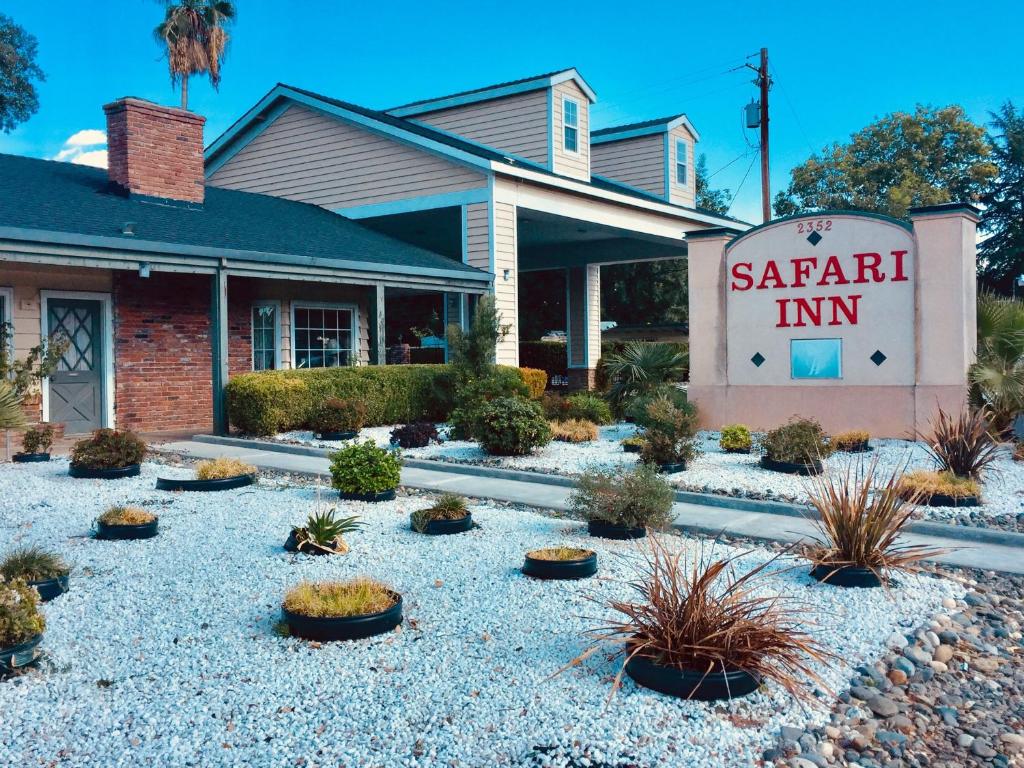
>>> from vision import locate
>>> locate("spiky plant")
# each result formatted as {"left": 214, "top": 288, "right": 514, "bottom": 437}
{"left": 969, "top": 291, "right": 1024, "bottom": 435}
{"left": 292, "top": 506, "right": 362, "bottom": 555}
{"left": 918, "top": 406, "right": 1000, "bottom": 480}
{"left": 604, "top": 341, "right": 687, "bottom": 410}
{"left": 0, "top": 547, "right": 69, "bottom": 582}
{"left": 411, "top": 493, "right": 469, "bottom": 532}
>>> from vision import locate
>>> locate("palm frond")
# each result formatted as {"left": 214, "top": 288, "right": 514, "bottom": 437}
{"left": 0, "top": 381, "right": 25, "bottom": 430}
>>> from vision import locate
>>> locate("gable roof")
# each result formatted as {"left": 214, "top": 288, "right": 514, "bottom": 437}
{"left": 0, "top": 152, "right": 489, "bottom": 282}
{"left": 592, "top": 114, "right": 701, "bottom": 144}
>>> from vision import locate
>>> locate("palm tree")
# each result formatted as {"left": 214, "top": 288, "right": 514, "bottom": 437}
{"left": 154, "top": 1, "right": 235, "bottom": 110}
{"left": 969, "top": 291, "right": 1024, "bottom": 435}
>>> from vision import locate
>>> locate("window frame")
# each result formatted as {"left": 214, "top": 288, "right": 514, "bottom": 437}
{"left": 290, "top": 301, "right": 360, "bottom": 370}
{"left": 251, "top": 300, "right": 281, "bottom": 372}
{"left": 790, "top": 337, "right": 843, "bottom": 380}
{"left": 0, "top": 286, "right": 12, "bottom": 375}
{"left": 675, "top": 138, "right": 688, "bottom": 186}
{"left": 562, "top": 96, "right": 580, "bottom": 154}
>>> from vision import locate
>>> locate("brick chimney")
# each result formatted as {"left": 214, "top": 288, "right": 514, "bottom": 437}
{"left": 103, "top": 98, "right": 206, "bottom": 204}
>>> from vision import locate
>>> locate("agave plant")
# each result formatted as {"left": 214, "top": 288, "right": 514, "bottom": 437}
{"left": 969, "top": 291, "right": 1024, "bottom": 435}
{"left": 604, "top": 342, "right": 687, "bottom": 410}
{"left": 292, "top": 506, "right": 362, "bottom": 555}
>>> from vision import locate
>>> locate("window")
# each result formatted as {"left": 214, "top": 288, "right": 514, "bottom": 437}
{"left": 675, "top": 139, "right": 688, "bottom": 185}
{"left": 292, "top": 304, "right": 356, "bottom": 369}
{"left": 791, "top": 338, "right": 842, "bottom": 379}
{"left": 251, "top": 302, "right": 279, "bottom": 371}
{"left": 563, "top": 97, "right": 579, "bottom": 153}
{"left": 0, "top": 287, "right": 11, "bottom": 368}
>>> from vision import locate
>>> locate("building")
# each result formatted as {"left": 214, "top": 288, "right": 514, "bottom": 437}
{"left": 0, "top": 68, "right": 746, "bottom": 436}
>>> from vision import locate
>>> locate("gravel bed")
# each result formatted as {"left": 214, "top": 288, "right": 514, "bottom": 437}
{"left": 0, "top": 459, "right": 964, "bottom": 767}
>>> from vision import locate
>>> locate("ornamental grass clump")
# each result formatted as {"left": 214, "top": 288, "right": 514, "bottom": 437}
{"left": 0, "top": 577, "right": 45, "bottom": 649}
{"left": 918, "top": 406, "right": 999, "bottom": 481}
{"left": 561, "top": 535, "right": 833, "bottom": 703}
{"left": 719, "top": 424, "right": 753, "bottom": 453}
{"left": 899, "top": 470, "right": 980, "bottom": 502}
{"left": 570, "top": 465, "right": 675, "bottom": 530}
{"left": 283, "top": 579, "right": 397, "bottom": 618}
{"left": 831, "top": 430, "right": 870, "bottom": 452}
{"left": 762, "top": 417, "right": 831, "bottom": 464}
{"left": 410, "top": 493, "right": 470, "bottom": 532}
{"left": 550, "top": 419, "right": 599, "bottom": 443}
{"left": 329, "top": 441, "right": 401, "bottom": 495}
{"left": 528, "top": 546, "right": 593, "bottom": 561}
{"left": 309, "top": 397, "right": 367, "bottom": 435}
{"left": 195, "top": 457, "right": 255, "bottom": 481}
{"left": 564, "top": 393, "right": 613, "bottom": 425}
{"left": 98, "top": 506, "right": 156, "bottom": 526}
{"left": 804, "top": 457, "right": 947, "bottom": 579}
{"left": 0, "top": 547, "right": 69, "bottom": 582}
{"left": 70, "top": 429, "right": 146, "bottom": 470}
{"left": 475, "top": 397, "right": 551, "bottom": 456}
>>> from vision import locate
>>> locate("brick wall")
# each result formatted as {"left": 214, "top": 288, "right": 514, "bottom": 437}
{"left": 113, "top": 273, "right": 213, "bottom": 432}
{"left": 228, "top": 281, "right": 253, "bottom": 377}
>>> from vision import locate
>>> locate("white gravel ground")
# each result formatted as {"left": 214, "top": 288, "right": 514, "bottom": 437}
{"left": 1, "top": 459, "right": 962, "bottom": 767}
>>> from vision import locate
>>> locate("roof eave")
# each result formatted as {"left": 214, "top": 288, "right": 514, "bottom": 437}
{"left": 591, "top": 114, "right": 700, "bottom": 145}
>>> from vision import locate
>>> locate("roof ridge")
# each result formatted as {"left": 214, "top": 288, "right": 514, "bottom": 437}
{"left": 591, "top": 114, "right": 688, "bottom": 136}
{"left": 387, "top": 68, "right": 577, "bottom": 112}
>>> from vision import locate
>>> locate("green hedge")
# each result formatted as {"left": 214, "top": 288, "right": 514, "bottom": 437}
{"left": 519, "top": 341, "right": 567, "bottom": 379}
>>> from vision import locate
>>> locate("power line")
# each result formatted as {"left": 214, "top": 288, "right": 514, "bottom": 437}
{"left": 708, "top": 148, "right": 757, "bottom": 179}
{"left": 770, "top": 61, "right": 817, "bottom": 156}
{"left": 727, "top": 152, "right": 760, "bottom": 213}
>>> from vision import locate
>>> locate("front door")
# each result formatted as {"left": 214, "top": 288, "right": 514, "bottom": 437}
{"left": 47, "top": 298, "right": 103, "bottom": 434}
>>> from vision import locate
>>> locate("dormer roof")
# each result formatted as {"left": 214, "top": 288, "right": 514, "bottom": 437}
{"left": 591, "top": 113, "right": 700, "bottom": 144}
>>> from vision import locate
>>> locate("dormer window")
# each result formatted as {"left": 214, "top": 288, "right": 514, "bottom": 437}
{"left": 563, "top": 97, "right": 579, "bottom": 153}
{"left": 675, "top": 138, "right": 688, "bottom": 185}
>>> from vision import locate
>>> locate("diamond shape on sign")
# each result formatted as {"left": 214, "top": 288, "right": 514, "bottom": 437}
{"left": 751, "top": 352, "right": 765, "bottom": 367}
{"left": 806, "top": 230, "right": 823, "bottom": 246}
{"left": 870, "top": 350, "right": 887, "bottom": 366}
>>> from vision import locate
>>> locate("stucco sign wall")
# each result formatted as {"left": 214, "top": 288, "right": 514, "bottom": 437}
{"left": 687, "top": 206, "right": 980, "bottom": 437}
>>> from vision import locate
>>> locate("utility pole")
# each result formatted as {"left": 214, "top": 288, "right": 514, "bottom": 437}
{"left": 756, "top": 48, "right": 771, "bottom": 223}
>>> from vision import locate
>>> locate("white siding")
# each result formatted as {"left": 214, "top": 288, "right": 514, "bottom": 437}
{"left": 551, "top": 81, "right": 591, "bottom": 181}
{"left": 667, "top": 124, "right": 697, "bottom": 207}
{"left": 413, "top": 89, "right": 550, "bottom": 166}
{"left": 207, "top": 105, "right": 487, "bottom": 208}
{"left": 567, "top": 264, "right": 600, "bottom": 368}
{"left": 591, "top": 134, "right": 666, "bottom": 198}
{"left": 464, "top": 200, "right": 517, "bottom": 366}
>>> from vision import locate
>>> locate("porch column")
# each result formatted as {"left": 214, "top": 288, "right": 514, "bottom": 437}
{"left": 443, "top": 292, "right": 467, "bottom": 363}
{"left": 369, "top": 283, "right": 385, "bottom": 365}
{"left": 211, "top": 268, "right": 229, "bottom": 435}
{"left": 566, "top": 264, "right": 601, "bottom": 389}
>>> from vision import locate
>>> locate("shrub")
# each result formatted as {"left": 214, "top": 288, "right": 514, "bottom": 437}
{"left": 411, "top": 493, "right": 469, "bottom": 531}
{"left": 0, "top": 577, "right": 45, "bottom": 648}
{"left": 519, "top": 341, "right": 568, "bottom": 381}
{"left": 70, "top": 429, "right": 146, "bottom": 470}
{"left": 329, "top": 441, "right": 401, "bottom": 495}
{"left": 21, "top": 423, "right": 55, "bottom": 454}
{"left": 831, "top": 430, "right": 870, "bottom": 452}
{"left": 0, "top": 547, "right": 69, "bottom": 582}
{"left": 719, "top": 424, "right": 753, "bottom": 453}
{"left": 899, "top": 470, "right": 981, "bottom": 501}
{"left": 283, "top": 579, "right": 397, "bottom": 618}
{"left": 291, "top": 506, "right": 362, "bottom": 555}
{"left": 309, "top": 397, "right": 367, "bottom": 434}
{"left": 621, "top": 434, "right": 646, "bottom": 450}
{"left": 541, "top": 393, "right": 572, "bottom": 421}
{"left": 604, "top": 341, "right": 688, "bottom": 411}
{"left": 390, "top": 422, "right": 439, "bottom": 449}
{"left": 762, "top": 417, "right": 831, "bottom": 465}
{"left": 565, "top": 393, "right": 613, "bottom": 425}
{"left": 638, "top": 396, "right": 700, "bottom": 467}
{"left": 98, "top": 506, "right": 156, "bottom": 526}
{"left": 624, "top": 383, "right": 689, "bottom": 423}
{"left": 550, "top": 419, "right": 599, "bottom": 443}
{"left": 918, "top": 406, "right": 1000, "bottom": 480}
{"left": 447, "top": 369, "right": 529, "bottom": 440}
{"left": 475, "top": 397, "right": 551, "bottom": 456}
{"left": 569, "top": 464, "right": 675, "bottom": 529}
{"left": 805, "top": 457, "right": 946, "bottom": 578}
{"left": 195, "top": 457, "right": 255, "bottom": 480}
{"left": 519, "top": 367, "right": 548, "bottom": 399}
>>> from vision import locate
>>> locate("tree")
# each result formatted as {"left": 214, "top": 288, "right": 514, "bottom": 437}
{"left": 0, "top": 14, "right": 45, "bottom": 133}
{"left": 154, "top": 0, "right": 236, "bottom": 110}
{"left": 978, "top": 102, "right": 1024, "bottom": 293}
{"left": 774, "top": 105, "right": 997, "bottom": 219}
{"left": 601, "top": 260, "right": 688, "bottom": 326}
{"left": 695, "top": 153, "right": 731, "bottom": 214}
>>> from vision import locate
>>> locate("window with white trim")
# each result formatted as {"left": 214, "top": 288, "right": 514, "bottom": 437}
{"left": 293, "top": 304, "right": 356, "bottom": 369}
{"left": 251, "top": 302, "right": 280, "bottom": 371}
{"left": 675, "top": 138, "right": 688, "bottom": 185}
{"left": 563, "top": 97, "right": 579, "bottom": 153}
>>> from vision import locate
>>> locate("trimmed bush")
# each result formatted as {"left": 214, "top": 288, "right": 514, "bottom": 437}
{"left": 519, "top": 341, "right": 568, "bottom": 380}
{"left": 519, "top": 367, "right": 548, "bottom": 399}
{"left": 329, "top": 441, "right": 402, "bottom": 495}
{"left": 720, "top": 424, "right": 753, "bottom": 452}
{"left": 390, "top": 422, "right": 439, "bottom": 449}
{"left": 565, "top": 393, "right": 613, "bottom": 425}
{"left": 476, "top": 397, "right": 552, "bottom": 456}
{"left": 70, "top": 429, "right": 146, "bottom": 470}
{"left": 569, "top": 464, "right": 675, "bottom": 529}
{"left": 447, "top": 369, "right": 529, "bottom": 440}
{"left": 762, "top": 417, "right": 832, "bottom": 464}
{"left": 309, "top": 397, "right": 368, "bottom": 434}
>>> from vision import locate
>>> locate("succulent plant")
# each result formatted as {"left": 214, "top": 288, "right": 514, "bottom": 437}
{"left": 292, "top": 506, "right": 362, "bottom": 554}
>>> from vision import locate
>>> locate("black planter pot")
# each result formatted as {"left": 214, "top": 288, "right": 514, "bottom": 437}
{"left": 658, "top": 461, "right": 686, "bottom": 474}
{"left": 12, "top": 452, "right": 50, "bottom": 463}
{"left": 282, "top": 593, "right": 403, "bottom": 641}
{"left": 625, "top": 655, "right": 761, "bottom": 701}
{"left": 0, "top": 634, "right": 43, "bottom": 672}
{"left": 69, "top": 463, "right": 141, "bottom": 480}
{"left": 810, "top": 564, "right": 882, "bottom": 589}
{"left": 28, "top": 574, "right": 70, "bottom": 602}
{"left": 916, "top": 492, "right": 981, "bottom": 508}
{"left": 316, "top": 430, "right": 358, "bottom": 441}
{"left": 95, "top": 519, "right": 158, "bottom": 540}
{"left": 522, "top": 550, "right": 597, "bottom": 580}
{"left": 759, "top": 455, "right": 823, "bottom": 476}
{"left": 411, "top": 513, "right": 473, "bottom": 535}
{"left": 156, "top": 473, "right": 256, "bottom": 492}
{"left": 722, "top": 447, "right": 751, "bottom": 455}
{"left": 283, "top": 530, "right": 341, "bottom": 555}
{"left": 339, "top": 488, "right": 397, "bottom": 503}
{"left": 837, "top": 442, "right": 872, "bottom": 453}
{"left": 587, "top": 519, "right": 646, "bottom": 540}
{"left": 622, "top": 442, "right": 643, "bottom": 454}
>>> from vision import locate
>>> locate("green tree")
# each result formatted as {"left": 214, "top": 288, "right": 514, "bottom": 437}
{"left": 978, "top": 102, "right": 1024, "bottom": 292}
{"left": 601, "top": 260, "right": 688, "bottom": 326}
{"left": 0, "top": 14, "right": 45, "bottom": 133}
{"left": 154, "top": 0, "right": 236, "bottom": 109}
{"left": 695, "top": 153, "right": 731, "bottom": 214}
{"left": 774, "top": 105, "right": 996, "bottom": 219}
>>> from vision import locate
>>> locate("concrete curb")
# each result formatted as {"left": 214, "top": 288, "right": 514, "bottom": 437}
{"left": 190, "top": 434, "right": 1024, "bottom": 549}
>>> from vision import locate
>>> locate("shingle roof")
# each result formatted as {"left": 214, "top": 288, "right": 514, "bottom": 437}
{"left": 591, "top": 114, "right": 687, "bottom": 137}
{"left": 0, "top": 152, "right": 488, "bottom": 278}
{"left": 388, "top": 68, "right": 575, "bottom": 112}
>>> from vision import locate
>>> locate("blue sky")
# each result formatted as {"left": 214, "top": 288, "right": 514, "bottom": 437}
{"left": 2, "top": 0, "right": 1022, "bottom": 224}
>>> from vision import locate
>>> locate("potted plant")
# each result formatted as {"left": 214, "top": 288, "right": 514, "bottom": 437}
{"left": 621, "top": 434, "right": 645, "bottom": 454}
{"left": 281, "top": 578, "right": 402, "bottom": 641}
{"left": 286, "top": 505, "right": 362, "bottom": 555}
{"left": 561, "top": 536, "right": 832, "bottom": 702}
{"left": 310, "top": 397, "right": 367, "bottom": 441}
{"left": 637, "top": 396, "right": 700, "bottom": 473}
{"left": 831, "top": 429, "right": 871, "bottom": 453}
{"left": 522, "top": 546, "right": 597, "bottom": 580}
{"left": 156, "top": 457, "right": 257, "bottom": 491}
{"left": 0, "top": 577, "right": 46, "bottom": 673}
{"left": 570, "top": 465, "right": 675, "bottom": 540}
{"left": 475, "top": 397, "right": 552, "bottom": 456}
{"left": 804, "top": 458, "right": 946, "bottom": 588}
{"left": 719, "top": 424, "right": 752, "bottom": 454}
{"left": 13, "top": 423, "right": 56, "bottom": 463}
{"left": 549, "top": 419, "right": 598, "bottom": 443}
{"left": 760, "top": 417, "right": 831, "bottom": 475}
{"left": 69, "top": 429, "right": 147, "bottom": 479}
{"left": 0, "top": 547, "right": 70, "bottom": 602}
{"left": 94, "top": 506, "right": 158, "bottom": 540}
{"left": 410, "top": 493, "right": 473, "bottom": 535}
{"left": 390, "top": 422, "right": 439, "bottom": 449}
{"left": 329, "top": 441, "right": 401, "bottom": 502}
{"left": 908, "top": 406, "right": 998, "bottom": 506}
{"left": 898, "top": 470, "right": 981, "bottom": 507}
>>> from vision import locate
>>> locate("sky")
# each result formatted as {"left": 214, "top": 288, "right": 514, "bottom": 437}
{"left": 2, "top": 0, "right": 1022, "bottom": 225}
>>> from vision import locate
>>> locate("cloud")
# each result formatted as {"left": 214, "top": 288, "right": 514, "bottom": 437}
{"left": 52, "top": 129, "right": 107, "bottom": 168}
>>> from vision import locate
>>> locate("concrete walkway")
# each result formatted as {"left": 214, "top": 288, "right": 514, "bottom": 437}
{"left": 159, "top": 439, "right": 1024, "bottom": 575}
